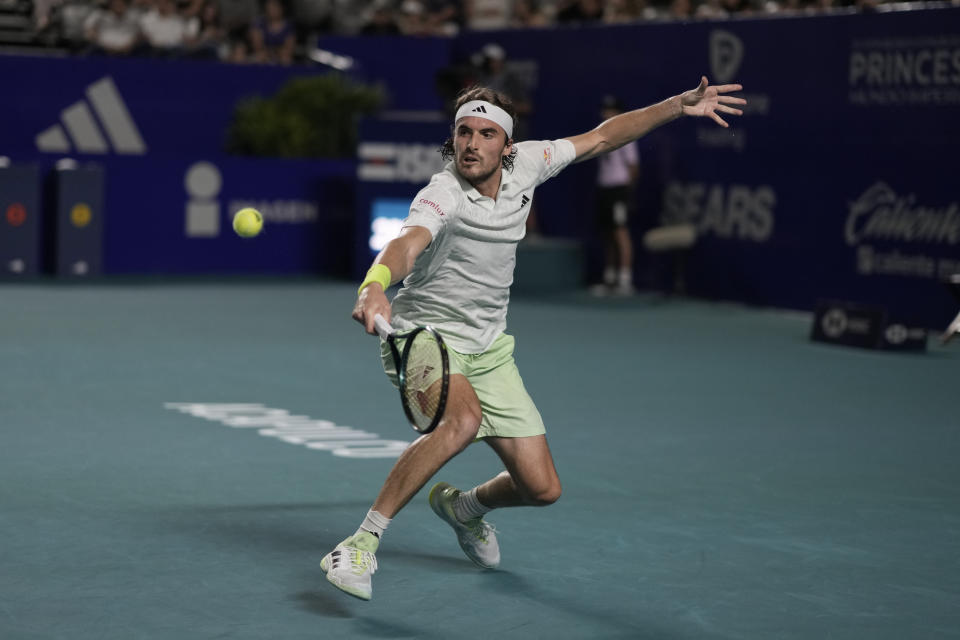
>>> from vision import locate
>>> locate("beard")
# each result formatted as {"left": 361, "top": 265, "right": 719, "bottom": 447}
{"left": 456, "top": 154, "right": 501, "bottom": 185}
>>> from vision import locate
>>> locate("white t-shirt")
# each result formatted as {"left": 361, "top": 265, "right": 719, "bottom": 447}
{"left": 597, "top": 141, "right": 638, "bottom": 187}
{"left": 140, "top": 10, "right": 198, "bottom": 48}
{"left": 391, "top": 138, "right": 577, "bottom": 353}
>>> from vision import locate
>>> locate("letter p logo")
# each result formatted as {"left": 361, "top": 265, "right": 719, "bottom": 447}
{"left": 710, "top": 30, "right": 744, "bottom": 84}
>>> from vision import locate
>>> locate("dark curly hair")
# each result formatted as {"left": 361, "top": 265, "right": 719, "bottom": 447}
{"left": 439, "top": 86, "right": 518, "bottom": 173}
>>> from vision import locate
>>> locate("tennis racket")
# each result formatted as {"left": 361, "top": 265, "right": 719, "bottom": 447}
{"left": 374, "top": 313, "right": 450, "bottom": 434}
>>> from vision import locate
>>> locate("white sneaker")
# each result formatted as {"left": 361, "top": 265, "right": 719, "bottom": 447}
{"left": 320, "top": 532, "right": 379, "bottom": 600}
{"left": 428, "top": 482, "right": 500, "bottom": 569}
{"left": 613, "top": 282, "right": 636, "bottom": 296}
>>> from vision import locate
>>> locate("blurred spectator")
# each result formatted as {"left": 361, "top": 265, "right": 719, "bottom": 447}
{"left": 84, "top": 0, "right": 142, "bottom": 55}
{"left": 668, "top": 0, "right": 692, "bottom": 19}
{"left": 695, "top": 0, "right": 728, "bottom": 19}
{"left": 770, "top": 0, "right": 809, "bottom": 14}
{"left": 513, "top": 0, "right": 551, "bottom": 26}
{"left": 218, "top": 0, "right": 257, "bottom": 61}
{"left": 34, "top": 0, "right": 61, "bottom": 32}
{"left": 464, "top": 0, "right": 514, "bottom": 31}
{"left": 289, "top": 0, "right": 332, "bottom": 41}
{"left": 475, "top": 43, "right": 533, "bottom": 133}
{"left": 556, "top": 0, "right": 603, "bottom": 24}
{"left": 720, "top": 0, "right": 753, "bottom": 14}
{"left": 140, "top": 0, "right": 200, "bottom": 56}
{"left": 603, "top": 0, "right": 646, "bottom": 22}
{"left": 188, "top": 0, "right": 227, "bottom": 58}
{"left": 249, "top": 0, "right": 295, "bottom": 64}
{"left": 423, "top": 0, "right": 461, "bottom": 35}
{"left": 396, "top": 0, "right": 429, "bottom": 35}
{"left": 56, "top": 0, "right": 100, "bottom": 50}
{"left": 360, "top": 0, "right": 401, "bottom": 35}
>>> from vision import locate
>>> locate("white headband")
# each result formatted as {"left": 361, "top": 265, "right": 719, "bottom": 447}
{"left": 454, "top": 100, "right": 514, "bottom": 139}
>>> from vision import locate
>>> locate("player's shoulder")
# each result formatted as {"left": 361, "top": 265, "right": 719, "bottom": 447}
{"left": 513, "top": 139, "right": 575, "bottom": 175}
{"left": 412, "top": 169, "right": 462, "bottom": 217}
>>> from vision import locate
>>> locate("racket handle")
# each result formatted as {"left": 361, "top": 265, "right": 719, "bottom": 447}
{"left": 373, "top": 313, "right": 393, "bottom": 340}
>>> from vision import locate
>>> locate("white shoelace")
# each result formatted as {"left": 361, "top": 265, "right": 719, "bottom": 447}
{"left": 465, "top": 518, "right": 496, "bottom": 543}
{"left": 348, "top": 547, "right": 378, "bottom": 575}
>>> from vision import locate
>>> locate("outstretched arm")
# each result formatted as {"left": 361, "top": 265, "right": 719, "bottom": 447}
{"left": 566, "top": 76, "right": 746, "bottom": 163}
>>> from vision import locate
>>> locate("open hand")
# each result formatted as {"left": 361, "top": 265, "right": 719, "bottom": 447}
{"left": 680, "top": 76, "right": 746, "bottom": 128}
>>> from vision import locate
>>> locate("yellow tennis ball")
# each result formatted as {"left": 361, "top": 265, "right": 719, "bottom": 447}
{"left": 232, "top": 207, "right": 263, "bottom": 238}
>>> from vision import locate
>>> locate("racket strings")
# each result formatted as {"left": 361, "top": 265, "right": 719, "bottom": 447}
{"left": 402, "top": 332, "right": 445, "bottom": 430}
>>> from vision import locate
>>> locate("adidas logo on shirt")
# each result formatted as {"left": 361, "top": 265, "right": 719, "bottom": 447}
{"left": 521, "top": 195, "right": 530, "bottom": 208}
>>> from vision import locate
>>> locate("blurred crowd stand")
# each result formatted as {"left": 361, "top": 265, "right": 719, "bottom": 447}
{"left": 0, "top": 0, "right": 942, "bottom": 63}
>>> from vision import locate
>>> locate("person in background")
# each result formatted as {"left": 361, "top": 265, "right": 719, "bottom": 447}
{"left": 420, "top": 0, "right": 461, "bottom": 35}
{"left": 189, "top": 0, "right": 227, "bottom": 58}
{"left": 140, "top": 0, "right": 199, "bottom": 56}
{"left": 556, "top": 0, "right": 603, "bottom": 24}
{"left": 218, "top": 0, "right": 257, "bottom": 61}
{"left": 248, "top": 0, "right": 295, "bottom": 64}
{"left": 360, "top": 0, "right": 401, "bottom": 35}
{"left": 464, "top": 0, "right": 513, "bottom": 31}
{"left": 84, "top": 0, "right": 142, "bottom": 55}
{"left": 513, "top": 0, "right": 552, "bottom": 27}
{"left": 591, "top": 94, "right": 640, "bottom": 296}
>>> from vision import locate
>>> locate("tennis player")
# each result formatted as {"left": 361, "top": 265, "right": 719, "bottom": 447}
{"left": 322, "top": 77, "right": 746, "bottom": 600}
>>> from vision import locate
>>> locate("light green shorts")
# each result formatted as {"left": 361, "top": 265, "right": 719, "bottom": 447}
{"left": 380, "top": 332, "right": 545, "bottom": 439}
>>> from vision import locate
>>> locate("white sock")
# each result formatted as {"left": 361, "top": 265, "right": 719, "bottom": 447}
{"left": 452, "top": 487, "right": 492, "bottom": 522}
{"left": 618, "top": 267, "right": 632, "bottom": 287}
{"left": 358, "top": 509, "right": 391, "bottom": 538}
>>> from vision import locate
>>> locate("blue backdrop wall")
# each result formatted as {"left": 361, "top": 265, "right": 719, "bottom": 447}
{"left": 1, "top": 7, "right": 958, "bottom": 326}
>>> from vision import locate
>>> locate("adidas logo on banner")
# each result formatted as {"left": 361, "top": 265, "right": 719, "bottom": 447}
{"left": 521, "top": 195, "right": 530, "bottom": 208}
{"left": 471, "top": 105, "right": 488, "bottom": 113}
{"left": 35, "top": 76, "right": 147, "bottom": 155}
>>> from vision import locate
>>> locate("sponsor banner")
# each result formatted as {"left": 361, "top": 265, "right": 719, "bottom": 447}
{"left": 1, "top": 56, "right": 355, "bottom": 275}
{"left": 453, "top": 10, "right": 958, "bottom": 326}
{"left": 811, "top": 299, "right": 887, "bottom": 349}
{"left": 0, "top": 10, "right": 956, "bottom": 325}
{"left": 1, "top": 56, "right": 319, "bottom": 158}
{"left": 354, "top": 117, "right": 448, "bottom": 276}
{"left": 102, "top": 155, "right": 355, "bottom": 274}
{"left": 811, "top": 299, "right": 927, "bottom": 351}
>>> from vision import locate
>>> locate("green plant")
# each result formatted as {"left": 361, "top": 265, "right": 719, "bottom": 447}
{"left": 226, "top": 74, "right": 383, "bottom": 158}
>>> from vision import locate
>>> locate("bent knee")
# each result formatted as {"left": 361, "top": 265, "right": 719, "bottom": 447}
{"left": 437, "top": 407, "right": 482, "bottom": 449}
{"left": 526, "top": 481, "right": 561, "bottom": 507}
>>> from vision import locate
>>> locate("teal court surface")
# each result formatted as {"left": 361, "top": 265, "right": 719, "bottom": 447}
{"left": 2, "top": 281, "right": 958, "bottom": 639}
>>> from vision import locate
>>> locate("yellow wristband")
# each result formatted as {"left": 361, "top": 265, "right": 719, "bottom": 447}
{"left": 358, "top": 264, "right": 392, "bottom": 295}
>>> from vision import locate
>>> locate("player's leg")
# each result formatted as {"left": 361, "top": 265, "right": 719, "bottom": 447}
{"left": 322, "top": 373, "right": 482, "bottom": 599}
{"left": 426, "top": 435, "right": 560, "bottom": 570}
{"left": 371, "top": 373, "right": 482, "bottom": 518}
{"left": 427, "top": 333, "right": 556, "bottom": 568}
{"left": 478, "top": 434, "right": 561, "bottom": 507}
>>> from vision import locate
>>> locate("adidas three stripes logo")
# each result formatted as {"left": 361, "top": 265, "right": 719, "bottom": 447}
{"left": 471, "top": 105, "right": 488, "bottom": 113}
{"left": 35, "top": 76, "right": 147, "bottom": 155}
